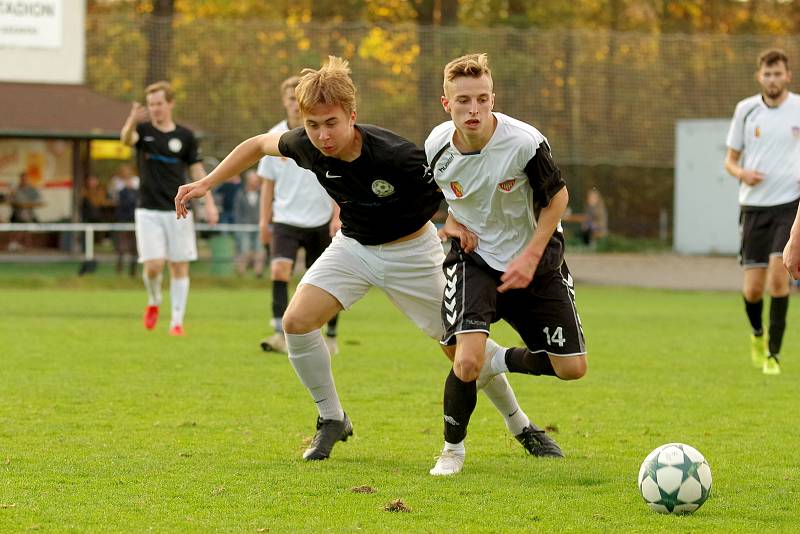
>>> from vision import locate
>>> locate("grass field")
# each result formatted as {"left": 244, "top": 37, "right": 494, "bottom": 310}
{"left": 1, "top": 282, "right": 798, "bottom": 532}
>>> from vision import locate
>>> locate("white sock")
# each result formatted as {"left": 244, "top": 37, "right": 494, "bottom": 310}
{"left": 170, "top": 277, "right": 189, "bottom": 327}
{"left": 443, "top": 440, "right": 465, "bottom": 455}
{"left": 287, "top": 330, "right": 344, "bottom": 421}
{"left": 481, "top": 374, "right": 531, "bottom": 436}
{"left": 489, "top": 340, "right": 510, "bottom": 374}
{"left": 143, "top": 271, "right": 163, "bottom": 306}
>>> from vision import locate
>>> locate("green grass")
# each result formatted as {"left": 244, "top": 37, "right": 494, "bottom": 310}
{"left": 0, "top": 285, "right": 798, "bottom": 532}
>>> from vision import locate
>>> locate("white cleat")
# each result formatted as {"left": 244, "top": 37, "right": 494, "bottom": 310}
{"left": 429, "top": 450, "right": 465, "bottom": 476}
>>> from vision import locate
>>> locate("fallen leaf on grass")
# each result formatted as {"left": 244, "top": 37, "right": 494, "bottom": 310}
{"left": 384, "top": 499, "right": 411, "bottom": 512}
{"left": 351, "top": 485, "right": 376, "bottom": 494}
{"left": 1, "top": 503, "right": 16, "bottom": 509}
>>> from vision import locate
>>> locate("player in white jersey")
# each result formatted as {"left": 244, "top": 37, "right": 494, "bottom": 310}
{"left": 426, "top": 53, "right": 587, "bottom": 476}
{"left": 257, "top": 76, "right": 342, "bottom": 356}
{"left": 725, "top": 49, "right": 800, "bottom": 375}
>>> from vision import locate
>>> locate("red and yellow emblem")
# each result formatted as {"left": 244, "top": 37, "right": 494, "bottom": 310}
{"left": 498, "top": 179, "right": 516, "bottom": 192}
{"left": 450, "top": 181, "right": 463, "bottom": 198}
{"left": 755, "top": 127, "right": 761, "bottom": 138}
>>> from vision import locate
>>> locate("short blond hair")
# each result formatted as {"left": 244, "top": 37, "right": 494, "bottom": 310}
{"left": 145, "top": 80, "right": 174, "bottom": 102}
{"left": 280, "top": 75, "right": 301, "bottom": 95}
{"left": 443, "top": 53, "right": 493, "bottom": 94}
{"left": 296, "top": 56, "right": 357, "bottom": 116}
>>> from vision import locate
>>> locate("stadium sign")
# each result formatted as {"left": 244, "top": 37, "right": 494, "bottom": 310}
{"left": 0, "top": 0, "right": 62, "bottom": 48}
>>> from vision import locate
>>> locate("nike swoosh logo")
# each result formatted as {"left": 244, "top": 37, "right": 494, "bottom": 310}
{"left": 508, "top": 408, "right": 519, "bottom": 418}
{"left": 325, "top": 171, "right": 342, "bottom": 179}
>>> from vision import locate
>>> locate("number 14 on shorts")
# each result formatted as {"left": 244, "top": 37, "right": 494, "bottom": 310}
{"left": 543, "top": 326, "right": 566, "bottom": 347}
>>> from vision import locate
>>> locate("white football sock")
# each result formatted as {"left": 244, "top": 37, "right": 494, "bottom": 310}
{"left": 481, "top": 374, "right": 531, "bottom": 436}
{"left": 287, "top": 329, "right": 344, "bottom": 421}
{"left": 169, "top": 277, "right": 189, "bottom": 327}
{"left": 143, "top": 271, "right": 163, "bottom": 306}
{"left": 443, "top": 440, "right": 465, "bottom": 455}
{"left": 489, "top": 340, "right": 510, "bottom": 374}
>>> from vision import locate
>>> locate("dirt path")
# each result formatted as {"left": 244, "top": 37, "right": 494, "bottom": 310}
{"left": 565, "top": 252, "right": 742, "bottom": 291}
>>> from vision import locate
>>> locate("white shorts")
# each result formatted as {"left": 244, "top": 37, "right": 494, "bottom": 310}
{"left": 135, "top": 208, "right": 198, "bottom": 263}
{"left": 300, "top": 222, "right": 446, "bottom": 339}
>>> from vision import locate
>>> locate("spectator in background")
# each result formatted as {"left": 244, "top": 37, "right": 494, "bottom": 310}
{"left": 81, "top": 174, "right": 113, "bottom": 223}
{"left": 581, "top": 187, "right": 608, "bottom": 248}
{"left": 8, "top": 170, "right": 44, "bottom": 250}
{"left": 233, "top": 170, "right": 265, "bottom": 277}
{"left": 109, "top": 164, "right": 140, "bottom": 203}
{"left": 115, "top": 170, "right": 140, "bottom": 276}
{"left": 215, "top": 174, "right": 242, "bottom": 226}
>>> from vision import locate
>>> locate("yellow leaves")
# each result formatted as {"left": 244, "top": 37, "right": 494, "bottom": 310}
{"left": 358, "top": 27, "right": 419, "bottom": 76}
{"left": 297, "top": 38, "right": 311, "bottom": 51}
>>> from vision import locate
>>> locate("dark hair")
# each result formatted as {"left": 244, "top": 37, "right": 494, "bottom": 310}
{"left": 758, "top": 49, "right": 789, "bottom": 69}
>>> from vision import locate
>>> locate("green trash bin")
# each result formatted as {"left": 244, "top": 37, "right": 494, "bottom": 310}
{"left": 209, "top": 234, "right": 236, "bottom": 276}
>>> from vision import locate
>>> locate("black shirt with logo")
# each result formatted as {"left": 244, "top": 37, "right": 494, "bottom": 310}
{"left": 135, "top": 122, "right": 202, "bottom": 211}
{"left": 278, "top": 124, "right": 442, "bottom": 245}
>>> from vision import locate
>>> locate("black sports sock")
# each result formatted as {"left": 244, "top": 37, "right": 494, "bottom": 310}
{"left": 326, "top": 313, "right": 339, "bottom": 338}
{"left": 443, "top": 368, "right": 477, "bottom": 444}
{"left": 768, "top": 295, "right": 789, "bottom": 355}
{"left": 744, "top": 297, "right": 764, "bottom": 336}
{"left": 272, "top": 280, "right": 288, "bottom": 329}
{"left": 505, "top": 347, "right": 557, "bottom": 376}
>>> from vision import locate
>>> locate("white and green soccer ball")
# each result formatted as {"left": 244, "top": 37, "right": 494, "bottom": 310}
{"left": 638, "top": 443, "right": 712, "bottom": 514}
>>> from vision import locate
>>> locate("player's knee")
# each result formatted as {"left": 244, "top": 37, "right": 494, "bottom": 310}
{"left": 271, "top": 262, "right": 292, "bottom": 281}
{"left": 554, "top": 356, "right": 587, "bottom": 380}
{"left": 453, "top": 357, "right": 482, "bottom": 382}
{"left": 281, "top": 311, "right": 314, "bottom": 335}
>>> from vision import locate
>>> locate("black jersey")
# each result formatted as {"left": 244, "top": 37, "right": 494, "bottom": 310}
{"left": 277, "top": 124, "right": 442, "bottom": 245}
{"left": 135, "top": 122, "right": 202, "bottom": 211}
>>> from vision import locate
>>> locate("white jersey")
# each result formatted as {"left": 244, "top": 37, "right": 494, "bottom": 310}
{"left": 257, "top": 120, "right": 333, "bottom": 228}
{"left": 726, "top": 92, "right": 800, "bottom": 207}
{"left": 425, "top": 113, "right": 564, "bottom": 272}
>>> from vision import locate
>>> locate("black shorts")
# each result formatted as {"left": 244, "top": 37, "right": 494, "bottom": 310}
{"left": 441, "top": 242, "right": 586, "bottom": 356}
{"left": 739, "top": 199, "right": 798, "bottom": 268}
{"left": 272, "top": 222, "right": 332, "bottom": 268}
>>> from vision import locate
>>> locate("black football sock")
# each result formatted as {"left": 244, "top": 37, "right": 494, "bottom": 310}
{"left": 768, "top": 295, "right": 789, "bottom": 355}
{"left": 326, "top": 313, "right": 338, "bottom": 338}
{"left": 744, "top": 297, "right": 764, "bottom": 336}
{"left": 443, "top": 368, "right": 477, "bottom": 445}
{"left": 505, "top": 347, "right": 557, "bottom": 376}
{"left": 272, "top": 280, "right": 288, "bottom": 332}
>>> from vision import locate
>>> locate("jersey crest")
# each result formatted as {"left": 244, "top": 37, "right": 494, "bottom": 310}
{"left": 498, "top": 179, "right": 516, "bottom": 192}
{"left": 450, "top": 181, "right": 463, "bottom": 198}
{"left": 168, "top": 138, "right": 183, "bottom": 152}
{"left": 371, "top": 179, "right": 395, "bottom": 197}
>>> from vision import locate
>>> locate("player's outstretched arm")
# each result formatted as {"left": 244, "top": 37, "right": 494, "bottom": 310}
{"left": 783, "top": 207, "right": 800, "bottom": 279}
{"left": 499, "top": 186, "right": 568, "bottom": 293}
{"left": 175, "top": 133, "right": 283, "bottom": 219}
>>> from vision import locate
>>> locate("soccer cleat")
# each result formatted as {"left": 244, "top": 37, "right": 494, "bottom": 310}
{"left": 324, "top": 335, "right": 339, "bottom": 356}
{"left": 515, "top": 424, "right": 564, "bottom": 458}
{"left": 750, "top": 334, "right": 768, "bottom": 368}
{"left": 429, "top": 449, "right": 465, "bottom": 476}
{"left": 763, "top": 354, "right": 781, "bottom": 375}
{"left": 260, "top": 333, "right": 287, "bottom": 353}
{"left": 143, "top": 305, "right": 159, "bottom": 330}
{"left": 303, "top": 413, "right": 353, "bottom": 461}
{"left": 169, "top": 324, "right": 185, "bottom": 336}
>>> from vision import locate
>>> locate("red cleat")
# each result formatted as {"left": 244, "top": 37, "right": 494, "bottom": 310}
{"left": 143, "top": 305, "right": 159, "bottom": 330}
{"left": 169, "top": 324, "right": 185, "bottom": 336}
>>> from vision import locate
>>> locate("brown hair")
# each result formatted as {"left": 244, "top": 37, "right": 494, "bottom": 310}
{"left": 296, "top": 56, "right": 357, "bottom": 116}
{"left": 758, "top": 48, "right": 789, "bottom": 69}
{"left": 145, "top": 80, "right": 174, "bottom": 102}
{"left": 280, "top": 75, "right": 301, "bottom": 95}
{"left": 443, "top": 53, "right": 493, "bottom": 94}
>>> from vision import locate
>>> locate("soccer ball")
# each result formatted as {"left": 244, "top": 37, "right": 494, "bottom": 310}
{"left": 637, "top": 443, "right": 712, "bottom": 514}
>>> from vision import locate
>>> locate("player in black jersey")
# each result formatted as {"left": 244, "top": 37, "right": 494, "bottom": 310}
{"left": 121, "top": 81, "right": 219, "bottom": 336}
{"left": 175, "top": 56, "right": 549, "bottom": 463}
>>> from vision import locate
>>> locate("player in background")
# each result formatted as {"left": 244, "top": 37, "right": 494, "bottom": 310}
{"left": 175, "top": 56, "right": 553, "bottom": 463}
{"left": 725, "top": 49, "right": 800, "bottom": 375}
{"left": 257, "top": 76, "right": 342, "bottom": 356}
{"left": 121, "top": 81, "right": 219, "bottom": 336}
{"left": 426, "top": 53, "right": 587, "bottom": 476}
